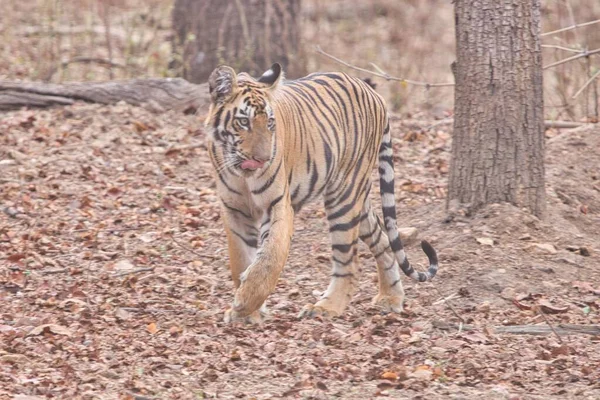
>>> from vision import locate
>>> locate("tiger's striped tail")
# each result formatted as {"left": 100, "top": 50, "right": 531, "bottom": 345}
{"left": 378, "top": 121, "right": 438, "bottom": 282}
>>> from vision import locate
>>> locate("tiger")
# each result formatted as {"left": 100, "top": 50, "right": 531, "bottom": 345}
{"left": 205, "top": 63, "right": 439, "bottom": 323}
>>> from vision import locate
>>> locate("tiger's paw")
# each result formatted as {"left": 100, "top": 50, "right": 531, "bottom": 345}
{"left": 298, "top": 303, "right": 341, "bottom": 319}
{"left": 372, "top": 293, "right": 404, "bottom": 314}
{"left": 224, "top": 303, "right": 269, "bottom": 325}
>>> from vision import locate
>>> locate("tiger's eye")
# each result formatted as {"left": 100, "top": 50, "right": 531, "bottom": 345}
{"left": 238, "top": 117, "right": 250, "bottom": 127}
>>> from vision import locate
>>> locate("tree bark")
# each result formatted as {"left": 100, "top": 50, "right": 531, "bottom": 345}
{"left": 172, "top": 0, "right": 305, "bottom": 83}
{"left": 448, "top": 0, "right": 546, "bottom": 218}
{"left": 0, "top": 79, "right": 210, "bottom": 114}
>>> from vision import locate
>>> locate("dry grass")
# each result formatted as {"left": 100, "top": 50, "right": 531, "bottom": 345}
{"left": 0, "top": 0, "right": 598, "bottom": 117}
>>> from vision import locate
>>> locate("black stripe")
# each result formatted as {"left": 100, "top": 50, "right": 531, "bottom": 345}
{"left": 389, "top": 236, "right": 404, "bottom": 252}
{"left": 359, "top": 225, "right": 378, "bottom": 241}
{"left": 374, "top": 245, "right": 391, "bottom": 259}
{"left": 379, "top": 178, "right": 395, "bottom": 194}
{"left": 329, "top": 213, "right": 362, "bottom": 232}
{"left": 331, "top": 239, "right": 358, "bottom": 254}
{"left": 252, "top": 160, "right": 282, "bottom": 195}
{"left": 384, "top": 262, "right": 395, "bottom": 271}
{"left": 332, "top": 273, "right": 354, "bottom": 278}
{"left": 267, "top": 194, "right": 284, "bottom": 215}
{"left": 232, "top": 230, "right": 257, "bottom": 248}
{"left": 222, "top": 200, "right": 251, "bottom": 219}
{"left": 332, "top": 256, "right": 353, "bottom": 266}
{"left": 390, "top": 279, "right": 401, "bottom": 287}
{"left": 368, "top": 228, "right": 384, "bottom": 249}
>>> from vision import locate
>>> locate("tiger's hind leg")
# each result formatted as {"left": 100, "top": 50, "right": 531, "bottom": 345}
{"left": 298, "top": 184, "right": 366, "bottom": 319}
{"left": 358, "top": 197, "right": 405, "bottom": 313}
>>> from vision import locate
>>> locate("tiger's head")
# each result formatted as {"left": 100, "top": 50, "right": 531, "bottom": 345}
{"left": 205, "top": 63, "right": 283, "bottom": 174}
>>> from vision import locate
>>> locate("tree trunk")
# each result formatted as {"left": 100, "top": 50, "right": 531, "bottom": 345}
{"left": 172, "top": 0, "right": 305, "bottom": 83}
{"left": 0, "top": 79, "right": 210, "bottom": 114}
{"left": 448, "top": 0, "right": 546, "bottom": 218}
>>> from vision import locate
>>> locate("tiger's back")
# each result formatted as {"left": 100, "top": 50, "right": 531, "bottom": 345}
{"left": 275, "top": 72, "right": 388, "bottom": 213}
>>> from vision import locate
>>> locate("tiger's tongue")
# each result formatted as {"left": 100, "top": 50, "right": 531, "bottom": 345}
{"left": 241, "top": 159, "right": 265, "bottom": 170}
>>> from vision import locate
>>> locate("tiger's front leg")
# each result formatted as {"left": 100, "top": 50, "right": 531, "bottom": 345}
{"left": 220, "top": 206, "right": 267, "bottom": 324}
{"left": 226, "top": 193, "right": 294, "bottom": 322}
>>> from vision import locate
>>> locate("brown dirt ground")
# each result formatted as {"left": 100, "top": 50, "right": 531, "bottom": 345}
{"left": 1, "top": 104, "right": 599, "bottom": 400}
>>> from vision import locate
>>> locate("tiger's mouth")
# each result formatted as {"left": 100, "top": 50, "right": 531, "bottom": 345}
{"left": 240, "top": 159, "right": 266, "bottom": 170}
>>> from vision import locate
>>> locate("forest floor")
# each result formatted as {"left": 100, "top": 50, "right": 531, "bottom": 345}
{"left": 1, "top": 103, "right": 599, "bottom": 400}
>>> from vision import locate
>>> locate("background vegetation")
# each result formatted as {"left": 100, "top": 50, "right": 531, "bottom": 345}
{"left": 1, "top": 0, "right": 598, "bottom": 118}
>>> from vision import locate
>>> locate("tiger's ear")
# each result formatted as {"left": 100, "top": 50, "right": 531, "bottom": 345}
{"left": 258, "top": 63, "right": 284, "bottom": 89}
{"left": 208, "top": 65, "right": 238, "bottom": 104}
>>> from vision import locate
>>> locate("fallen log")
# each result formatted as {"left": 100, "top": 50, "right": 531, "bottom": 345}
{"left": 0, "top": 79, "right": 211, "bottom": 114}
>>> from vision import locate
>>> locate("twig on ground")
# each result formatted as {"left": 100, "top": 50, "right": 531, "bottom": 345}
{"left": 315, "top": 46, "right": 454, "bottom": 88}
{"left": 113, "top": 267, "right": 155, "bottom": 278}
{"left": 543, "top": 48, "right": 600, "bottom": 70}
{"left": 541, "top": 18, "right": 600, "bottom": 37}
{"left": 120, "top": 307, "right": 200, "bottom": 315}
{"left": 71, "top": 226, "right": 141, "bottom": 233}
{"left": 41, "top": 268, "right": 69, "bottom": 275}
{"left": 430, "top": 284, "right": 465, "bottom": 323}
{"left": 168, "top": 233, "right": 219, "bottom": 261}
{"left": 537, "top": 307, "right": 563, "bottom": 344}
{"left": 424, "top": 117, "right": 454, "bottom": 131}
{"left": 433, "top": 320, "right": 600, "bottom": 336}
{"left": 433, "top": 292, "right": 459, "bottom": 305}
{"left": 572, "top": 69, "right": 600, "bottom": 99}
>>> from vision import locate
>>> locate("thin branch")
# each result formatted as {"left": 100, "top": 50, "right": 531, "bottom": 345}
{"left": 542, "top": 44, "right": 582, "bottom": 54}
{"left": 543, "top": 48, "right": 600, "bottom": 70}
{"left": 168, "top": 233, "right": 219, "bottom": 261}
{"left": 41, "top": 268, "right": 69, "bottom": 275}
{"left": 431, "top": 284, "right": 465, "bottom": 323}
{"left": 536, "top": 307, "right": 563, "bottom": 344}
{"left": 62, "top": 56, "right": 127, "bottom": 70}
{"left": 543, "top": 120, "right": 586, "bottom": 129}
{"left": 541, "top": 18, "right": 600, "bottom": 37}
{"left": 433, "top": 320, "right": 600, "bottom": 336}
{"left": 315, "top": 46, "right": 454, "bottom": 88}
{"left": 113, "top": 267, "right": 155, "bottom": 278}
{"left": 100, "top": 1, "right": 114, "bottom": 80}
{"left": 572, "top": 69, "right": 600, "bottom": 99}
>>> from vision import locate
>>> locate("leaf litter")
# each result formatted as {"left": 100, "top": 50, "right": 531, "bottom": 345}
{"left": 0, "top": 102, "right": 599, "bottom": 398}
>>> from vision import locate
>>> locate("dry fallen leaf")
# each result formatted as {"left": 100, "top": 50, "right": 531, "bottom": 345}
{"left": 28, "top": 324, "right": 72, "bottom": 337}
{"left": 1, "top": 354, "right": 30, "bottom": 364}
{"left": 115, "top": 308, "right": 133, "bottom": 321}
{"left": 147, "top": 322, "right": 158, "bottom": 335}
{"left": 381, "top": 371, "right": 398, "bottom": 380}
{"left": 462, "top": 332, "right": 489, "bottom": 344}
{"left": 538, "top": 299, "right": 569, "bottom": 314}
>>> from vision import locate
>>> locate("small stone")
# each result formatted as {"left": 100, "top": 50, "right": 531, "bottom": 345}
{"left": 579, "top": 246, "right": 591, "bottom": 257}
{"left": 409, "top": 368, "right": 433, "bottom": 380}
{"left": 264, "top": 342, "right": 276, "bottom": 353}
{"left": 519, "top": 234, "right": 532, "bottom": 241}
{"left": 476, "top": 237, "right": 494, "bottom": 246}
{"left": 399, "top": 227, "right": 418, "bottom": 243}
{"left": 533, "top": 243, "right": 557, "bottom": 254}
{"left": 500, "top": 287, "right": 516, "bottom": 300}
{"left": 114, "top": 259, "right": 135, "bottom": 271}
